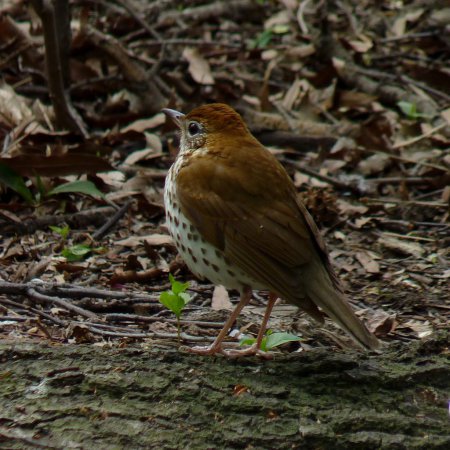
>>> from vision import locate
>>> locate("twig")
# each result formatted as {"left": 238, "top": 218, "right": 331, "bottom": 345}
{"left": 157, "top": 0, "right": 261, "bottom": 27}
{"left": 129, "top": 38, "right": 242, "bottom": 49}
{"left": 27, "top": 287, "right": 99, "bottom": 320}
{"left": 105, "top": 313, "right": 224, "bottom": 328}
{"left": 363, "top": 198, "right": 447, "bottom": 208}
{"left": 113, "top": 0, "right": 161, "bottom": 40}
{"left": 376, "top": 231, "right": 436, "bottom": 243}
{"left": 0, "top": 316, "right": 28, "bottom": 322}
{"left": 376, "top": 218, "right": 449, "bottom": 229}
{"left": 392, "top": 123, "right": 448, "bottom": 149}
{"left": 0, "top": 297, "right": 67, "bottom": 326}
{"left": 92, "top": 199, "right": 133, "bottom": 240}
{"left": 334, "top": 62, "right": 439, "bottom": 117}
{"left": 379, "top": 30, "right": 442, "bottom": 43}
{"left": 296, "top": 0, "right": 312, "bottom": 35}
{"left": 355, "top": 147, "right": 448, "bottom": 172}
{"left": 369, "top": 177, "right": 435, "bottom": 186}
{"left": 81, "top": 24, "right": 166, "bottom": 115}
{"left": 85, "top": 325, "right": 213, "bottom": 342}
{"left": 282, "top": 158, "right": 361, "bottom": 194}
{"left": 0, "top": 281, "right": 160, "bottom": 303}
{"left": 352, "top": 66, "right": 450, "bottom": 103}
{"left": 0, "top": 206, "right": 116, "bottom": 236}
{"left": 30, "top": 0, "right": 88, "bottom": 136}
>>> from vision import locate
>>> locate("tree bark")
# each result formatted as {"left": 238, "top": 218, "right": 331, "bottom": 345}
{"left": 0, "top": 332, "right": 449, "bottom": 449}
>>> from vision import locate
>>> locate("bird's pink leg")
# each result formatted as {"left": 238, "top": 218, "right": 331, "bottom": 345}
{"left": 222, "top": 292, "right": 278, "bottom": 359}
{"left": 187, "top": 287, "right": 252, "bottom": 356}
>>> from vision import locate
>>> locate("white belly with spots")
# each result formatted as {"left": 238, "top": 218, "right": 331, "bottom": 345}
{"left": 164, "top": 168, "right": 260, "bottom": 291}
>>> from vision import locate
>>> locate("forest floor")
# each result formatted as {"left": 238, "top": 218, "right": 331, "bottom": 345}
{"left": 0, "top": 0, "right": 449, "bottom": 448}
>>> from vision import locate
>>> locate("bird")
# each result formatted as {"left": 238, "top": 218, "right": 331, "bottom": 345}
{"left": 162, "top": 103, "right": 380, "bottom": 357}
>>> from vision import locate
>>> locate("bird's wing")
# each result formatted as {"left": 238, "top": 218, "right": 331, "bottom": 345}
{"left": 176, "top": 143, "right": 382, "bottom": 350}
{"left": 176, "top": 140, "right": 332, "bottom": 301}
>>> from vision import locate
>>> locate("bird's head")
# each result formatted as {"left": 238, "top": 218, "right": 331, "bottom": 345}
{"left": 162, "top": 103, "right": 250, "bottom": 155}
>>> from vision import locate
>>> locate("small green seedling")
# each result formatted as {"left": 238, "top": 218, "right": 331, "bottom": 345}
{"left": 239, "top": 329, "right": 301, "bottom": 352}
{"left": 0, "top": 163, "right": 105, "bottom": 205}
{"left": 251, "top": 29, "right": 273, "bottom": 49}
{"left": 0, "top": 163, "right": 33, "bottom": 204}
{"left": 159, "top": 274, "right": 192, "bottom": 342}
{"left": 46, "top": 180, "right": 105, "bottom": 199}
{"left": 397, "top": 101, "right": 430, "bottom": 120}
{"left": 49, "top": 224, "right": 71, "bottom": 240}
{"left": 61, "top": 244, "right": 104, "bottom": 262}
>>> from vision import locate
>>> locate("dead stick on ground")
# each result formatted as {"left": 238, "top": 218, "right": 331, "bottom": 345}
{"left": 92, "top": 199, "right": 133, "bottom": 240}
{"left": 30, "top": 0, "right": 88, "bottom": 136}
{"left": 392, "top": 123, "right": 448, "bottom": 149}
{"left": 27, "top": 287, "right": 99, "bottom": 320}
{"left": 81, "top": 24, "right": 165, "bottom": 114}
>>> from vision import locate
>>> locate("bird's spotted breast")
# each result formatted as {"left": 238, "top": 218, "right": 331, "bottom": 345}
{"left": 164, "top": 164, "right": 259, "bottom": 291}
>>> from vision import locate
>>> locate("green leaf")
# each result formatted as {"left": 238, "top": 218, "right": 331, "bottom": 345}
{"left": 159, "top": 291, "right": 185, "bottom": 318}
{"left": 397, "top": 101, "right": 417, "bottom": 119}
{"left": 168, "top": 273, "right": 190, "bottom": 295}
{"left": 35, "top": 175, "right": 46, "bottom": 198}
{"left": 0, "top": 163, "right": 33, "bottom": 203}
{"left": 250, "top": 29, "right": 273, "bottom": 49}
{"left": 47, "top": 180, "right": 105, "bottom": 198}
{"left": 49, "top": 224, "right": 70, "bottom": 239}
{"left": 272, "top": 24, "right": 289, "bottom": 34}
{"left": 178, "top": 292, "right": 192, "bottom": 305}
{"left": 397, "top": 101, "right": 430, "bottom": 120}
{"left": 260, "top": 337, "right": 268, "bottom": 352}
{"left": 265, "top": 332, "right": 301, "bottom": 349}
{"left": 61, "top": 244, "right": 92, "bottom": 262}
{"left": 160, "top": 275, "right": 191, "bottom": 320}
{"left": 239, "top": 331, "right": 301, "bottom": 351}
{"left": 239, "top": 336, "right": 256, "bottom": 347}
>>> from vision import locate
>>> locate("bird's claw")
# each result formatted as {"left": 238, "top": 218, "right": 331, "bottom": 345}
{"left": 185, "top": 344, "right": 227, "bottom": 356}
{"left": 221, "top": 343, "right": 273, "bottom": 359}
{"left": 185, "top": 343, "right": 272, "bottom": 359}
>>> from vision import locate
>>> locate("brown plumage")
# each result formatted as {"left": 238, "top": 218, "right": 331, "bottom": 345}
{"left": 163, "top": 103, "right": 379, "bottom": 356}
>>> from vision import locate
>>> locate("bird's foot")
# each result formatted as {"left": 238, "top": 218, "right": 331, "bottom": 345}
{"left": 221, "top": 343, "right": 273, "bottom": 359}
{"left": 185, "top": 343, "right": 227, "bottom": 356}
{"left": 185, "top": 343, "right": 272, "bottom": 359}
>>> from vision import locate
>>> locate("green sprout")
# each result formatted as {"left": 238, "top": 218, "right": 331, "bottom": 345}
{"left": 397, "top": 101, "right": 430, "bottom": 120}
{"left": 0, "top": 163, "right": 105, "bottom": 205}
{"left": 49, "top": 224, "right": 71, "bottom": 240}
{"left": 159, "top": 274, "right": 192, "bottom": 342}
{"left": 239, "top": 329, "right": 301, "bottom": 352}
{"left": 61, "top": 244, "right": 104, "bottom": 262}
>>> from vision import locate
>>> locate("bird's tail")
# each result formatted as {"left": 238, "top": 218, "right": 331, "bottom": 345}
{"left": 303, "top": 257, "right": 380, "bottom": 351}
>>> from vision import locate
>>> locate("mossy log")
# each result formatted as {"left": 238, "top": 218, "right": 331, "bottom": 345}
{"left": 0, "top": 332, "right": 449, "bottom": 449}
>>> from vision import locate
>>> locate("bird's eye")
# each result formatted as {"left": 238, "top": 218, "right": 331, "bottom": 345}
{"left": 188, "top": 122, "right": 200, "bottom": 136}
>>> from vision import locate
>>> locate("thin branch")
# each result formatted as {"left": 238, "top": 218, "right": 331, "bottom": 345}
{"left": 30, "top": 0, "right": 88, "bottom": 136}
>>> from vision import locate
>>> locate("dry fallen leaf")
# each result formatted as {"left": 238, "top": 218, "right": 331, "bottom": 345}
{"left": 355, "top": 251, "right": 380, "bottom": 274}
{"left": 211, "top": 285, "right": 233, "bottom": 311}
{"left": 121, "top": 114, "right": 166, "bottom": 133}
{"left": 116, "top": 234, "right": 174, "bottom": 247}
{"left": 337, "top": 199, "right": 369, "bottom": 216}
{"left": 124, "top": 149, "right": 155, "bottom": 165}
{"left": 357, "top": 153, "right": 391, "bottom": 176}
{"left": 391, "top": 8, "right": 424, "bottom": 37}
{"left": 182, "top": 47, "right": 214, "bottom": 85}
{"left": 345, "top": 34, "right": 373, "bottom": 53}
{"left": 378, "top": 234, "right": 425, "bottom": 258}
{"left": 400, "top": 319, "right": 433, "bottom": 339}
{"left": 366, "top": 311, "right": 397, "bottom": 337}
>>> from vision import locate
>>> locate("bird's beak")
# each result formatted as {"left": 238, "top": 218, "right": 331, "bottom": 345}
{"left": 162, "top": 108, "right": 185, "bottom": 128}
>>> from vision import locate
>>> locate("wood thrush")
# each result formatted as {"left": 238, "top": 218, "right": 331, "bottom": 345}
{"left": 162, "top": 103, "right": 379, "bottom": 357}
